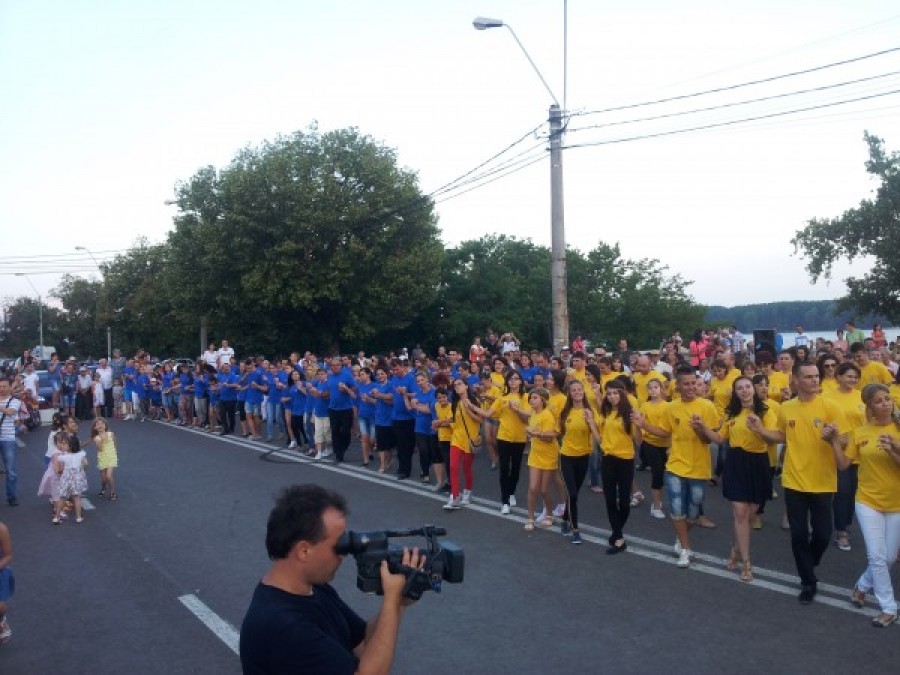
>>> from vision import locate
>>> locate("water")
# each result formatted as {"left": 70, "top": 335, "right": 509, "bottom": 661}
{"left": 777, "top": 328, "right": 898, "bottom": 348}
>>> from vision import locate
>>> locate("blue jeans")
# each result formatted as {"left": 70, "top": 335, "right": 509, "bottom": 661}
{"left": 665, "top": 472, "right": 705, "bottom": 520}
{"left": 266, "top": 400, "right": 285, "bottom": 439}
{"left": 588, "top": 442, "right": 602, "bottom": 487}
{"left": 0, "top": 439, "right": 18, "bottom": 503}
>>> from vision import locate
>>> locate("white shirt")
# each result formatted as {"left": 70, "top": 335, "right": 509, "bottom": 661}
{"left": 23, "top": 372, "right": 39, "bottom": 397}
{"left": 794, "top": 333, "right": 810, "bottom": 347}
{"left": 202, "top": 350, "right": 219, "bottom": 367}
{"left": 653, "top": 361, "right": 673, "bottom": 376}
{"left": 217, "top": 346, "right": 235, "bottom": 365}
{"left": 96, "top": 365, "right": 113, "bottom": 389}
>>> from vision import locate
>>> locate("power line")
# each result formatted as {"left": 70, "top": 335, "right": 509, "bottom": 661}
{"left": 571, "top": 45, "right": 900, "bottom": 119}
{"left": 435, "top": 152, "right": 548, "bottom": 205}
{"left": 566, "top": 70, "right": 900, "bottom": 134}
{"left": 563, "top": 88, "right": 900, "bottom": 150}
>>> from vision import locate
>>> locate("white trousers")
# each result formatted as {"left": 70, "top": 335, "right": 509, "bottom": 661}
{"left": 855, "top": 501, "right": 900, "bottom": 615}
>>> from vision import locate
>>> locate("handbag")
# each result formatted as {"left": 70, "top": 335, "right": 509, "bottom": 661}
{"left": 460, "top": 405, "right": 483, "bottom": 451}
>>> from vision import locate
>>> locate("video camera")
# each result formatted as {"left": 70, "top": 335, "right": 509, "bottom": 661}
{"left": 335, "top": 525, "right": 464, "bottom": 600}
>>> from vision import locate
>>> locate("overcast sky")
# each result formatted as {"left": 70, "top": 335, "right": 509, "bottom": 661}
{"left": 2, "top": 0, "right": 898, "bottom": 309}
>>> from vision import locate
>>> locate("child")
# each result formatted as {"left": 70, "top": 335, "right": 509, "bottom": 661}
{"left": 112, "top": 378, "right": 124, "bottom": 420}
{"left": 92, "top": 372, "right": 105, "bottom": 420}
{"left": 54, "top": 431, "right": 88, "bottom": 524}
{"left": 38, "top": 430, "right": 65, "bottom": 517}
{"left": 0, "top": 520, "right": 13, "bottom": 645}
{"left": 90, "top": 418, "right": 118, "bottom": 501}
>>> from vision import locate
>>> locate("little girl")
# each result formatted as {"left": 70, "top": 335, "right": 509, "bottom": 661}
{"left": 91, "top": 418, "right": 119, "bottom": 500}
{"left": 112, "top": 378, "right": 124, "bottom": 419}
{"left": 54, "top": 431, "right": 88, "bottom": 524}
{"left": 92, "top": 372, "right": 105, "bottom": 419}
{"left": 38, "top": 430, "right": 66, "bottom": 520}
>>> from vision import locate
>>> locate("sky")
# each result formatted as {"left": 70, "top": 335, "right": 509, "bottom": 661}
{"left": 1, "top": 0, "right": 898, "bottom": 310}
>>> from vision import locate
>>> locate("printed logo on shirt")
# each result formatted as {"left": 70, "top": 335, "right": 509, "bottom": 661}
{"left": 813, "top": 418, "right": 823, "bottom": 427}
{"left": 860, "top": 438, "right": 870, "bottom": 447}
{"left": 789, "top": 420, "right": 796, "bottom": 428}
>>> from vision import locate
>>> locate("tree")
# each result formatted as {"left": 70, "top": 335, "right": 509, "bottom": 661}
{"left": 793, "top": 132, "right": 900, "bottom": 324}
{"left": 164, "top": 126, "right": 444, "bottom": 353}
{"left": 0, "top": 296, "right": 62, "bottom": 357}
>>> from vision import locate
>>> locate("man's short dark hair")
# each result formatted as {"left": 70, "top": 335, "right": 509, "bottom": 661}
{"left": 674, "top": 365, "right": 695, "bottom": 380}
{"left": 849, "top": 341, "right": 867, "bottom": 354}
{"left": 265, "top": 484, "right": 348, "bottom": 560}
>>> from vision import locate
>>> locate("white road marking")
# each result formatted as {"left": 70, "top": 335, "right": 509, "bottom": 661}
{"left": 159, "top": 422, "right": 877, "bottom": 614}
{"left": 178, "top": 593, "right": 240, "bottom": 655}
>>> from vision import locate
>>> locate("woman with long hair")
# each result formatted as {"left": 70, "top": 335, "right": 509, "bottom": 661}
{"left": 443, "top": 379, "right": 490, "bottom": 510}
{"left": 828, "top": 384, "right": 900, "bottom": 627}
{"left": 599, "top": 380, "right": 642, "bottom": 553}
{"left": 489, "top": 370, "right": 530, "bottom": 514}
{"left": 558, "top": 381, "right": 602, "bottom": 544}
{"left": 817, "top": 352, "right": 840, "bottom": 396}
{"left": 524, "top": 387, "right": 560, "bottom": 530}
{"left": 689, "top": 329, "right": 708, "bottom": 370}
{"left": 723, "top": 376, "right": 776, "bottom": 581}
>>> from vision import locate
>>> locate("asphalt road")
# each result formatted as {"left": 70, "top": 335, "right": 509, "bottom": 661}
{"left": 0, "top": 419, "right": 897, "bottom": 674}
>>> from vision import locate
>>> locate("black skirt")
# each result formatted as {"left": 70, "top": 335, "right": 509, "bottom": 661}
{"left": 722, "top": 446, "right": 772, "bottom": 505}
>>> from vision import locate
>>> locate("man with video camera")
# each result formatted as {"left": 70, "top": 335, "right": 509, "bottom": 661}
{"left": 240, "top": 484, "right": 424, "bottom": 675}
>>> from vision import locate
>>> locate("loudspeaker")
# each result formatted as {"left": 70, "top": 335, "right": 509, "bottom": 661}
{"left": 753, "top": 329, "right": 776, "bottom": 357}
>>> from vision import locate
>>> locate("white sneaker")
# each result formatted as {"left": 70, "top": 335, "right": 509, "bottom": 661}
{"left": 501, "top": 504, "right": 511, "bottom": 515}
{"left": 536, "top": 508, "right": 547, "bottom": 522}
{"left": 0, "top": 618, "right": 10, "bottom": 644}
{"left": 509, "top": 495, "right": 517, "bottom": 507}
{"left": 650, "top": 507, "right": 666, "bottom": 519}
{"left": 630, "top": 491, "right": 645, "bottom": 507}
{"left": 553, "top": 503, "right": 566, "bottom": 518}
{"left": 677, "top": 548, "right": 692, "bottom": 568}
{"left": 322, "top": 448, "right": 333, "bottom": 458}
{"left": 674, "top": 539, "right": 683, "bottom": 557}
{"left": 443, "top": 496, "right": 461, "bottom": 510}
{"left": 288, "top": 440, "right": 297, "bottom": 449}
{"left": 461, "top": 490, "right": 472, "bottom": 505}
{"left": 314, "top": 451, "right": 324, "bottom": 460}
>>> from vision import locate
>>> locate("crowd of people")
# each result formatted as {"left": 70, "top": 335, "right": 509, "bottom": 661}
{"left": 1, "top": 322, "right": 899, "bottom": 640}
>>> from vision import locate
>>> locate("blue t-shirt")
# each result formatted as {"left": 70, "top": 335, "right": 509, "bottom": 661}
{"left": 374, "top": 381, "right": 394, "bottom": 427}
{"left": 276, "top": 371, "right": 290, "bottom": 404}
{"left": 289, "top": 383, "right": 307, "bottom": 415}
{"left": 263, "top": 371, "right": 278, "bottom": 406}
{"left": 194, "top": 374, "right": 209, "bottom": 399}
{"left": 518, "top": 366, "right": 537, "bottom": 385}
{"left": 135, "top": 374, "right": 150, "bottom": 399}
{"left": 246, "top": 368, "right": 266, "bottom": 405}
{"left": 413, "top": 386, "right": 437, "bottom": 436}
{"left": 313, "top": 380, "right": 330, "bottom": 418}
{"left": 236, "top": 372, "right": 248, "bottom": 402}
{"left": 161, "top": 372, "right": 175, "bottom": 392}
{"left": 208, "top": 380, "right": 220, "bottom": 406}
{"left": 356, "top": 381, "right": 377, "bottom": 418}
{"left": 327, "top": 367, "right": 356, "bottom": 411}
{"left": 389, "top": 373, "right": 415, "bottom": 422}
{"left": 124, "top": 366, "right": 137, "bottom": 394}
{"left": 304, "top": 384, "right": 317, "bottom": 415}
{"left": 179, "top": 372, "right": 194, "bottom": 396}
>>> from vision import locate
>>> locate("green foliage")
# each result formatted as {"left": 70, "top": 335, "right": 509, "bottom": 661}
{"left": 793, "top": 132, "right": 900, "bottom": 324}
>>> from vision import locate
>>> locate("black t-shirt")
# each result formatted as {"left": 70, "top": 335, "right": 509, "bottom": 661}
{"left": 240, "top": 582, "right": 367, "bottom": 675}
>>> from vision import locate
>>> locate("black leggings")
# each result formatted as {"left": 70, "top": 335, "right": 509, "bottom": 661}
{"left": 497, "top": 440, "right": 526, "bottom": 505}
{"left": 290, "top": 412, "right": 308, "bottom": 445}
{"left": 560, "top": 454, "right": 589, "bottom": 529}
{"left": 641, "top": 441, "right": 667, "bottom": 490}
{"left": 601, "top": 454, "right": 634, "bottom": 543}
{"left": 415, "top": 433, "right": 438, "bottom": 476}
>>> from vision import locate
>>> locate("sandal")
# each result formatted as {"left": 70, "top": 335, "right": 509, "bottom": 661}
{"left": 75, "top": 516, "right": 84, "bottom": 523}
{"left": 850, "top": 586, "right": 866, "bottom": 608}
{"left": 523, "top": 520, "right": 535, "bottom": 532}
{"left": 538, "top": 516, "right": 554, "bottom": 529}
{"left": 98, "top": 488, "right": 106, "bottom": 498}
{"left": 740, "top": 561, "right": 753, "bottom": 583}
{"left": 109, "top": 493, "right": 117, "bottom": 501}
{"left": 871, "top": 613, "right": 897, "bottom": 628}
{"left": 726, "top": 547, "right": 740, "bottom": 572}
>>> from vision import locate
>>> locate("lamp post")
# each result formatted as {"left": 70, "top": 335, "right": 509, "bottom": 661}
{"left": 473, "top": 13, "right": 569, "bottom": 354}
{"left": 15, "top": 273, "right": 43, "bottom": 355}
{"left": 75, "top": 245, "right": 111, "bottom": 359}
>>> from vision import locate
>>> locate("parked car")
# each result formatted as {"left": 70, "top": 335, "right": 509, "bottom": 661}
{"left": 35, "top": 370, "right": 55, "bottom": 409}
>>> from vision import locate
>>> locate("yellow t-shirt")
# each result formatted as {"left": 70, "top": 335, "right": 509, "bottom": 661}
{"left": 661, "top": 397, "right": 721, "bottom": 480}
{"left": 548, "top": 391, "right": 567, "bottom": 423}
{"left": 820, "top": 378, "right": 839, "bottom": 396}
{"left": 481, "top": 384, "right": 501, "bottom": 410}
{"left": 844, "top": 423, "right": 900, "bottom": 512}
{"left": 768, "top": 370, "right": 791, "bottom": 403}
{"left": 633, "top": 370, "right": 666, "bottom": 404}
{"left": 490, "top": 372, "right": 506, "bottom": 389}
{"left": 892, "top": 384, "right": 900, "bottom": 410}
{"left": 435, "top": 401, "right": 453, "bottom": 442}
{"left": 560, "top": 407, "right": 593, "bottom": 457}
{"left": 764, "top": 399, "right": 781, "bottom": 467}
{"left": 708, "top": 376, "right": 733, "bottom": 418}
{"left": 824, "top": 388, "right": 866, "bottom": 430}
{"left": 490, "top": 392, "right": 529, "bottom": 443}
{"left": 599, "top": 372, "right": 619, "bottom": 394}
{"left": 857, "top": 361, "right": 894, "bottom": 389}
{"left": 667, "top": 379, "right": 679, "bottom": 402}
{"left": 599, "top": 411, "right": 636, "bottom": 459}
{"left": 569, "top": 368, "right": 588, "bottom": 385}
{"left": 639, "top": 400, "right": 670, "bottom": 447}
{"left": 527, "top": 408, "right": 559, "bottom": 470}
{"left": 721, "top": 407, "right": 777, "bottom": 454}
{"left": 777, "top": 396, "right": 848, "bottom": 493}
{"left": 450, "top": 403, "right": 482, "bottom": 454}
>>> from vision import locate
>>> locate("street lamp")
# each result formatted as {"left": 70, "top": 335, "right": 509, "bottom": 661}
{"left": 75, "top": 245, "right": 111, "bottom": 359}
{"left": 473, "top": 14, "right": 569, "bottom": 354}
{"left": 14, "top": 272, "right": 43, "bottom": 356}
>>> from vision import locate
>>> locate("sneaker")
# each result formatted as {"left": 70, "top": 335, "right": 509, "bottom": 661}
{"left": 571, "top": 531, "right": 583, "bottom": 545}
{"left": 677, "top": 548, "right": 691, "bottom": 568}
{"left": 560, "top": 520, "right": 571, "bottom": 535}
{"left": 536, "top": 508, "right": 547, "bottom": 522}
{"left": 630, "top": 491, "right": 645, "bottom": 508}
{"left": 500, "top": 504, "right": 510, "bottom": 515}
{"left": 0, "top": 618, "right": 11, "bottom": 644}
{"left": 798, "top": 585, "right": 816, "bottom": 604}
{"left": 440, "top": 482, "right": 451, "bottom": 494}
{"left": 322, "top": 448, "right": 333, "bottom": 458}
{"left": 553, "top": 503, "right": 566, "bottom": 518}
{"left": 509, "top": 495, "right": 517, "bottom": 507}
{"left": 836, "top": 534, "right": 851, "bottom": 551}
{"left": 314, "top": 451, "right": 324, "bottom": 460}
{"left": 771, "top": 488, "right": 778, "bottom": 500}
{"left": 673, "top": 539, "right": 683, "bottom": 557}
{"left": 443, "top": 496, "right": 461, "bottom": 511}
{"left": 288, "top": 440, "right": 297, "bottom": 449}
{"left": 461, "top": 490, "right": 472, "bottom": 505}
{"left": 649, "top": 507, "right": 666, "bottom": 519}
